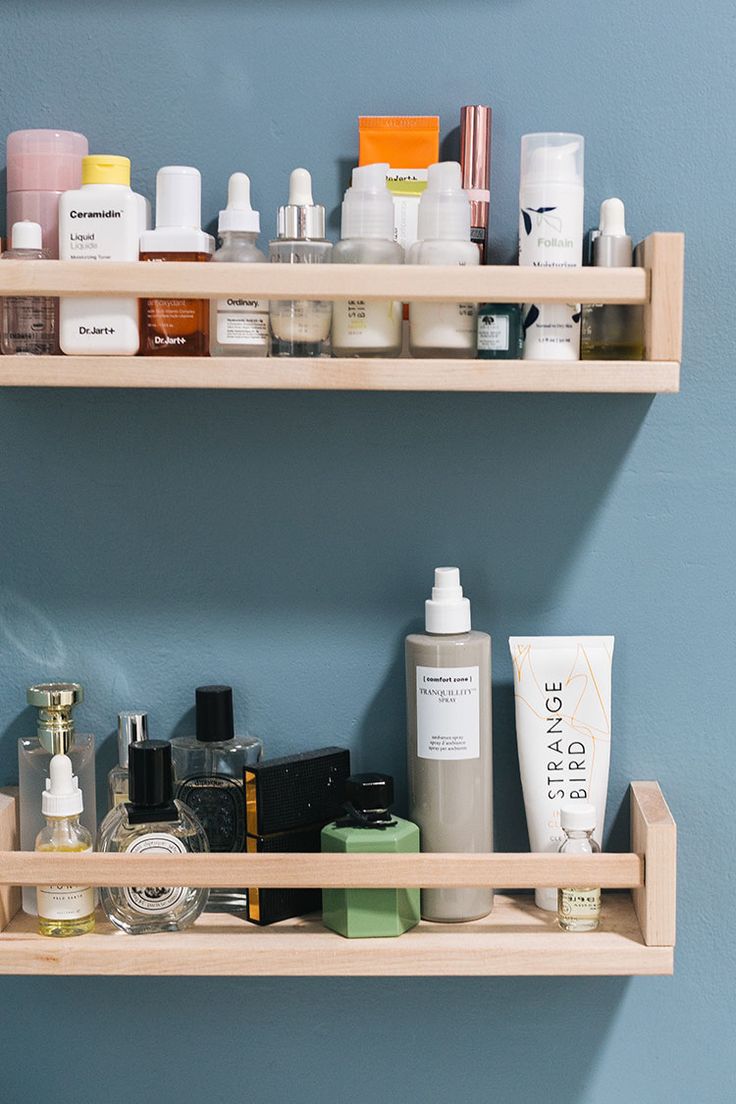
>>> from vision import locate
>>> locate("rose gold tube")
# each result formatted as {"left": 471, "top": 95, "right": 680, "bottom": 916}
{"left": 460, "top": 105, "right": 492, "bottom": 261}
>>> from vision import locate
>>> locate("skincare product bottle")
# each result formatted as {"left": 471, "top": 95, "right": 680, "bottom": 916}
{"left": 59, "top": 154, "right": 147, "bottom": 355}
{"left": 210, "top": 173, "right": 269, "bottom": 357}
{"left": 35, "top": 754, "right": 95, "bottom": 937}
{"left": 408, "top": 161, "right": 479, "bottom": 358}
{"left": 358, "top": 117, "right": 440, "bottom": 252}
{"left": 171, "top": 685, "right": 262, "bottom": 914}
{"left": 331, "top": 163, "right": 403, "bottom": 357}
{"left": 460, "top": 105, "right": 492, "bottom": 261}
{"left": 140, "top": 165, "right": 214, "bottom": 355}
{"left": 476, "top": 303, "right": 524, "bottom": 359}
{"left": 321, "top": 773, "right": 420, "bottom": 938}
{"left": 6, "top": 129, "right": 88, "bottom": 257}
{"left": 108, "top": 711, "right": 149, "bottom": 808}
{"left": 97, "top": 740, "right": 209, "bottom": 934}
{"left": 19, "top": 683, "right": 97, "bottom": 916}
{"left": 581, "top": 197, "right": 643, "bottom": 360}
{"left": 509, "top": 635, "right": 613, "bottom": 910}
{"left": 1, "top": 221, "right": 59, "bottom": 355}
{"left": 557, "top": 801, "right": 601, "bottom": 932}
{"left": 268, "top": 168, "right": 332, "bottom": 357}
{"left": 406, "top": 568, "right": 493, "bottom": 922}
{"left": 518, "top": 133, "right": 584, "bottom": 360}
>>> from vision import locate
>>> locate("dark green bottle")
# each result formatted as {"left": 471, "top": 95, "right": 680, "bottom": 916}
{"left": 476, "top": 303, "right": 524, "bottom": 358}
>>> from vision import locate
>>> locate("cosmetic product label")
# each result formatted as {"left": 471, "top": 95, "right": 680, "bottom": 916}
{"left": 332, "top": 299, "right": 402, "bottom": 349}
{"left": 216, "top": 298, "right": 269, "bottom": 345}
{"left": 478, "top": 313, "right": 510, "bottom": 351}
{"left": 123, "top": 833, "right": 188, "bottom": 914}
{"left": 558, "top": 887, "right": 601, "bottom": 919}
{"left": 416, "top": 665, "right": 480, "bottom": 759}
{"left": 175, "top": 776, "right": 244, "bottom": 852}
{"left": 37, "top": 849, "right": 94, "bottom": 920}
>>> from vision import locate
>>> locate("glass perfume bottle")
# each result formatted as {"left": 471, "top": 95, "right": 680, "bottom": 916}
{"left": 171, "top": 685, "right": 262, "bottom": 914}
{"left": 97, "top": 740, "right": 209, "bottom": 934}
{"left": 269, "top": 168, "right": 332, "bottom": 357}
{"left": 19, "top": 683, "right": 97, "bottom": 915}
{"left": 0, "top": 220, "right": 59, "bottom": 354}
{"left": 322, "top": 773, "right": 420, "bottom": 938}
{"left": 108, "top": 711, "right": 148, "bottom": 808}
{"left": 35, "top": 754, "right": 95, "bottom": 937}
{"left": 557, "top": 801, "right": 601, "bottom": 932}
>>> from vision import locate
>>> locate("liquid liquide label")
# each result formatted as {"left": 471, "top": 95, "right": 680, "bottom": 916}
{"left": 416, "top": 665, "right": 480, "bottom": 760}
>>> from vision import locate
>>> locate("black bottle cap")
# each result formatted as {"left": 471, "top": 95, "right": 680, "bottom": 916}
{"left": 196, "top": 685, "right": 234, "bottom": 743}
{"left": 345, "top": 773, "right": 394, "bottom": 812}
{"left": 128, "top": 740, "right": 174, "bottom": 808}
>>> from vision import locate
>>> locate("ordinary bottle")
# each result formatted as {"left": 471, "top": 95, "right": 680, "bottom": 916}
{"left": 331, "top": 163, "right": 403, "bottom": 357}
{"left": 58, "top": 154, "right": 148, "bottom": 355}
{"left": 19, "top": 683, "right": 97, "bottom": 916}
{"left": 476, "top": 303, "right": 524, "bottom": 359}
{"left": 108, "top": 710, "right": 148, "bottom": 808}
{"left": 0, "top": 221, "right": 59, "bottom": 354}
{"left": 405, "top": 568, "right": 493, "bottom": 922}
{"left": 269, "top": 168, "right": 332, "bottom": 357}
{"left": 210, "top": 172, "right": 269, "bottom": 356}
{"left": 581, "top": 197, "right": 643, "bottom": 360}
{"left": 321, "top": 773, "right": 420, "bottom": 938}
{"left": 171, "top": 685, "right": 262, "bottom": 914}
{"left": 140, "top": 166, "right": 214, "bottom": 355}
{"left": 408, "top": 161, "right": 479, "bottom": 358}
{"left": 518, "top": 133, "right": 584, "bottom": 360}
{"left": 6, "top": 129, "right": 88, "bottom": 257}
{"left": 557, "top": 801, "right": 601, "bottom": 932}
{"left": 35, "top": 754, "right": 95, "bottom": 937}
{"left": 97, "top": 740, "right": 209, "bottom": 934}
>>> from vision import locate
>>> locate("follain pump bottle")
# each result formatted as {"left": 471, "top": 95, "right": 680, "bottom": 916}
{"left": 406, "top": 568, "right": 493, "bottom": 922}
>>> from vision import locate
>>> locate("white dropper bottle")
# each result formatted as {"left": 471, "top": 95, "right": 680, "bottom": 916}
{"left": 35, "top": 754, "right": 96, "bottom": 937}
{"left": 210, "top": 172, "right": 268, "bottom": 358}
{"left": 408, "top": 161, "right": 480, "bottom": 358}
{"left": 581, "top": 197, "right": 643, "bottom": 360}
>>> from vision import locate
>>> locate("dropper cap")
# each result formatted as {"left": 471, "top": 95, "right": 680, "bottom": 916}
{"left": 218, "top": 172, "right": 260, "bottom": 234}
{"left": 155, "top": 165, "right": 202, "bottom": 229}
{"left": 341, "top": 163, "right": 394, "bottom": 241}
{"left": 416, "top": 162, "right": 471, "bottom": 242}
{"left": 42, "top": 754, "right": 84, "bottom": 818}
{"left": 11, "top": 221, "right": 42, "bottom": 250}
{"left": 424, "top": 567, "right": 472, "bottom": 634}
{"left": 276, "top": 168, "right": 325, "bottom": 239}
{"left": 591, "top": 197, "right": 633, "bottom": 267}
{"left": 27, "top": 682, "right": 83, "bottom": 755}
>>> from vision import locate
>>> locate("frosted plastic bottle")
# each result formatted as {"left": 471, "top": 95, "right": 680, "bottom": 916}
{"left": 331, "top": 163, "right": 403, "bottom": 357}
{"left": 6, "top": 129, "right": 88, "bottom": 258}
{"left": 406, "top": 568, "right": 493, "bottom": 922}
{"left": 210, "top": 173, "right": 269, "bottom": 356}
{"left": 518, "top": 133, "right": 584, "bottom": 360}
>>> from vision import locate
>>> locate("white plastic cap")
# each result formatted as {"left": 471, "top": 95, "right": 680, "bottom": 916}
{"left": 425, "top": 567, "right": 472, "bottom": 634}
{"left": 11, "top": 220, "right": 42, "bottom": 250}
{"left": 155, "top": 165, "right": 202, "bottom": 229}
{"left": 560, "top": 800, "right": 597, "bottom": 831}
{"left": 520, "top": 133, "right": 584, "bottom": 188}
{"left": 599, "top": 197, "right": 626, "bottom": 237}
{"left": 341, "top": 162, "right": 394, "bottom": 240}
{"left": 417, "top": 161, "right": 471, "bottom": 242}
{"left": 42, "top": 754, "right": 84, "bottom": 818}
{"left": 218, "top": 172, "right": 259, "bottom": 234}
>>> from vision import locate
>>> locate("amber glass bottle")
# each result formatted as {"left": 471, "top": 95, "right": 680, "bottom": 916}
{"left": 139, "top": 166, "right": 214, "bottom": 356}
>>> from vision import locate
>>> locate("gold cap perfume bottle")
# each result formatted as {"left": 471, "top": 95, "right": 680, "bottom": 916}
{"left": 27, "top": 682, "right": 83, "bottom": 755}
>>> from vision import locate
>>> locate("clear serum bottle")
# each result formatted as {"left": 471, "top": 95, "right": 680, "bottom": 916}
{"left": 269, "top": 168, "right": 332, "bottom": 356}
{"left": 331, "top": 163, "right": 404, "bottom": 357}
{"left": 35, "top": 754, "right": 95, "bottom": 937}
{"left": 171, "top": 685, "right": 262, "bottom": 914}
{"left": 581, "top": 198, "right": 643, "bottom": 359}
{"left": 210, "top": 173, "right": 269, "bottom": 357}
{"left": 97, "top": 740, "right": 209, "bottom": 934}
{"left": 557, "top": 801, "right": 601, "bottom": 932}
{"left": 108, "top": 710, "right": 148, "bottom": 808}
{"left": 0, "top": 220, "right": 59, "bottom": 354}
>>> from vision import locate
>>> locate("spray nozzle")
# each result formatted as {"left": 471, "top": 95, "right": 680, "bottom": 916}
{"left": 417, "top": 161, "right": 471, "bottom": 242}
{"left": 350, "top": 162, "right": 390, "bottom": 194}
{"left": 424, "top": 566, "right": 472, "bottom": 634}
{"left": 42, "top": 753, "right": 84, "bottom": 818}
{"left": 218, "top": 171, "right": 260, "bottom": 234}
{"left": 341, "top": 162, "right": 394, "bottom": 241}
{"left": 287, "top": 168, "right": 314, "bottom": 206}
{"left": 599, "top": 197, "right": 627, "bottom": 237}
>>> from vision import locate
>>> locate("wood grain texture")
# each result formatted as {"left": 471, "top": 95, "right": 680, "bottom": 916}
{"left": 0, "top": 893, "right": 673, "bottom": 976}
{"left": 630, "top": 781, "right": 677, "bottom": 947}
{"left": 0, "top": 356, "right": 681, "bottom": 393}
{"left": 0, "top": 850, "right": 643, "bottom": 888}
{"left": 637, "top": 233, "right": 685, "bottom": 361}
{"left": 0, "top": 790, "right": 20, "bottom": 932}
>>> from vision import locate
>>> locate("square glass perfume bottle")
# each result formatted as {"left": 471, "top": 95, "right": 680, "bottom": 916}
{"left": 108, "top": 711, "right": 148, "bottom": 808}
{"left": 171, "top": 685, "right": 262, "bottom": 914}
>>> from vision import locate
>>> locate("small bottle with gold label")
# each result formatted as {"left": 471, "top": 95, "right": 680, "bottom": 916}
{"left": 108, "top": 711, "right": 148, "bottom": 809}
{"left": 35, "top": 754, "right": 95, "bottom": 937}
{"left": 557, "top": 801, "right": 601, "bottom": 932}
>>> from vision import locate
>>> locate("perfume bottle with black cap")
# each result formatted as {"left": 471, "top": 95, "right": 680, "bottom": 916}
{"left": 172, "top": 685, "right": 262, "bottom": 914}
{"left": 97, "top": 740, "right": 209, "bottom": 934}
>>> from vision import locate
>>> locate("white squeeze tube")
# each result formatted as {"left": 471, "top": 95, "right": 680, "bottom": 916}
{"left": 508, "top": 635, "right": 613, "bottom": 910}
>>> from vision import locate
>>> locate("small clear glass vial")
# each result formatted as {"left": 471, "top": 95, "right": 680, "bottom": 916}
{"left": 97, "top": 740, "right": 209, "bottom": 934}
{"left": 557, "top": 800, "right": 601, "bottom": 932}
{"left": 35, "top": 754, "right": 95, "bottom": 937}
{"left": 108, "top": 711, "right": 148, "bottom": 809}
{"left": 1, "top": 220, "right": 59, "bottom": 355}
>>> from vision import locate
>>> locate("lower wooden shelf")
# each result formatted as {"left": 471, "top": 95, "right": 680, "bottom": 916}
{"left": 0, "top": 892, "right": 672, "bottom": 977}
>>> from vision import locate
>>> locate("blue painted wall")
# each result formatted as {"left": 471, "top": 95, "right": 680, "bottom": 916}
{"left": 0, "top": 1, "right": 733, "bottom": 1100}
